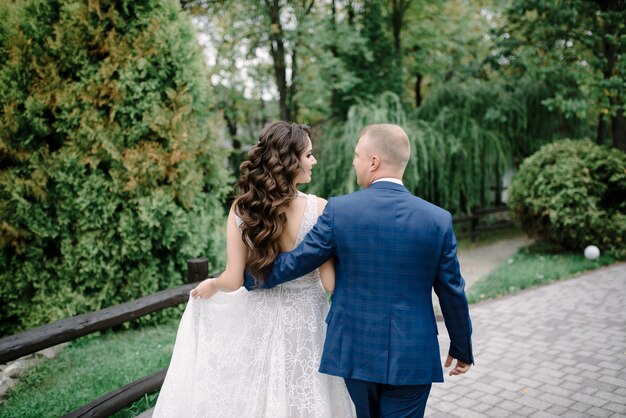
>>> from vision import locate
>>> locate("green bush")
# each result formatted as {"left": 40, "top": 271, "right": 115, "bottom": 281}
{"left": 508, "top": 139, "right": 626, "bottom": 259}
{"left": 0, "top": 0, "right": 229, "bottom": 336}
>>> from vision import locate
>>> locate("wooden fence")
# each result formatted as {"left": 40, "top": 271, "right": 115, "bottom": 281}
{"left": 0, "top": 207, "right": 515, "bottom": 416}
{"left": 453, "top": 206, "right": 515, "bottom": 242}
{"left": 0, "top": 258, "right": 213, "bottom": 417}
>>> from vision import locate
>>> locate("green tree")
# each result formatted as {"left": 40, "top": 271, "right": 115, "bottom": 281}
{"left": 492, "top": 0, "right": 626, "bottom": 151}
{"left": 403, "top": 0, "right": 494, "bottom": 108}
{"left": 0, "top": 0, "right": 229, "bottom": 336}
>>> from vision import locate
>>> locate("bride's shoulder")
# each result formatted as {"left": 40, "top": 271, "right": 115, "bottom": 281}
{"left": 314, "top": 196, "right": 327, "bottom": 215}
{"left": 297, "top": 192, "right": 326, "bottom": 215}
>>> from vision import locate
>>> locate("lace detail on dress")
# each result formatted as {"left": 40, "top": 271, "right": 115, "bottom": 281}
{"left": 153, "top": 193, "right": 354, "bottom": 418}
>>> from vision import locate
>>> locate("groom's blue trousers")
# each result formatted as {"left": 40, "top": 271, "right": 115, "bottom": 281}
{"left": 344, "top": 378, "right": 432, "bottom": 418}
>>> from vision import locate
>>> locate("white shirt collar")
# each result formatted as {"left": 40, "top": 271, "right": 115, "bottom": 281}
{"left": 373, "top": 177, "right": 404, "bottom": 186}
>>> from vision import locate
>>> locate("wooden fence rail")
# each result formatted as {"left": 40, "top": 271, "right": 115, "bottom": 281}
{"left": 0, "top": 282, "right": 200, "bottom": 365}
{"left": 454, "top": 206, "right": 515, "bottom": 242}
{"left": 62, "top": 369, "right": 168, "bottom": 418}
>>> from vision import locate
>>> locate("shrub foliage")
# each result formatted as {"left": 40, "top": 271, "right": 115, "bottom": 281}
{"left": 0, "top": 0, "right": 229, "bottom": 336}
{"left": 508, "top": 140, "right": 626, "bottom": 259}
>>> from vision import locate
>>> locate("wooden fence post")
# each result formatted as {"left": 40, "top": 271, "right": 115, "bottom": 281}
{"left": 471, "top": 215, "right": 479, "bottom": 242}
{"left": 187, "top": 258, "right": 208, "bottom": 283}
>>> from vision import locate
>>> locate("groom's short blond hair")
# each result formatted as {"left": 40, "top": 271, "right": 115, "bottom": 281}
{"left": 359, "top": 124, "right": 411, "bottom": 172}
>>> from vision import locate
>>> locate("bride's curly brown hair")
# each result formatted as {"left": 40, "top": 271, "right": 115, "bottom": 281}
{"left": 233, "top": 121, "right": 311, "bottom": 284}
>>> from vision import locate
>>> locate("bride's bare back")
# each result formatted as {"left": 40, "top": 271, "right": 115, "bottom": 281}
{"left": 278, "top": 194, "right": 308, "bottom": 252}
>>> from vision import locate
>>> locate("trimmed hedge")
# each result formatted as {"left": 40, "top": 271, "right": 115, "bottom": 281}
{"left": 508, "top": 139, "right": 626, "bottom": 259}
{"left": 0, "top": 0, "right": 229, "bottom": 336}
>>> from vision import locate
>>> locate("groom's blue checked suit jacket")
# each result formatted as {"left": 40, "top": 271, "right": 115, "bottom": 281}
{"left": 244, "top": 181, "right": 473, "bottom": 385}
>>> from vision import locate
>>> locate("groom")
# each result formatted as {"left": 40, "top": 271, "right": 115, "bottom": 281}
{"left": 244, "top": 124, "right": 473, "bottom": 417}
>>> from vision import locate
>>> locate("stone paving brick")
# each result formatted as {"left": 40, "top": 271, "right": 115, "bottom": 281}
{"left": 599, "top": 375, "right": 626, "bottom": 387}
{"left": 515, "top": 406, "right": 538, "bottom": 416}
{"left": 429, "top": 400, "right": 457, "bottom": 414}
{"left": 450, "top": 408, "right": 485, "bottom": 418}
{"left": 454, "top": 396, "right": 477, "bottom": 409}
{"left": 546, "top": 405, "right": 569, "bottom": 415}
{"left": 537, "top": 392, "right": 574, "bottom": 408}
{"left": 582, "top": 370, "right": 602, "bottom": 380}
{"left": 540, "top": 384, "right": 573, "bottom": 398}
{"left": 539, "top": 360, "right": 563, "bottom": 371}
{"left": 532, "top": 373, "right": 563, "bottom": 386}
{"left": 571, "top": 392, "right": 609, "bottom": 408}
{"left": 515, "top": 395, "right": 553, "bottom": 410}
{"left": 464, "top": 389, "right": 487, "bottom": 400}
{"left": 497, "top": 390, "right": 522, "bottom": 401}
{"left": 440, "top": 393, "right": 461, "bottom": 403}
{"left": 561, "top": 377, "right": 585, "bottom": 387}
{"left": 584, "top": 379, "right": 619, "bottom": 393}
{"left": 452, "top": 386, "right": 472, "bottom": 396}
{"left": 585, "top": 406, "right": 613, "bottom": 417}
{"left": 605, "top": 401, "right": 626, "bottom": 414}
{"left": 471, "top": 381, "right": 500, "bottom": 395}
{"left": 595, "top": 390, "right": 626, "bottom": 405}
{"left": 529, "top": 411, "right": 559, "bottom": 418}
{"left": 561, "top": 411, "right": 593, "bottom": 418}
{"left": 518, "top": 377, "right": 543, "bottom": 389}
{"left": 484, "top": 406, "right": 511, "bottom": 417}
{"left": 471, "top": 402, "right": 491, "bottom": 413}
{"left": 598, "top": 361, "right": 623, "bottom": 371}
{"left": 581, "top": 386, "right": 599, "bottom": 395}
{"left": 578, "top": 362, "right": 602, "bottom": 372}
{"left": 491, "top": 379, "right": 524, "bottom": 392}
{"left": 497, "top": 399, "right": 523, "bottom": 412}
{"left": 569, "top": 401, "right": 591, "bottom": 412}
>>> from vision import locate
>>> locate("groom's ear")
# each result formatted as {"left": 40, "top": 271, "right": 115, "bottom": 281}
{"left": 370, "top": 155, "right": 380, "bottom": 171}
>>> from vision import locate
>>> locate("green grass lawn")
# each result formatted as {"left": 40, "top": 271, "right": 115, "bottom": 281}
{"left": 0, "top": 320, "right": 179, "bottom": 418}
{"left": 467, "top": 241, "right": 618, "bottom": 304}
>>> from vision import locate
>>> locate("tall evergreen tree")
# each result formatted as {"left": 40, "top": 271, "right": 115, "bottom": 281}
{"left": 0, "top": 0, "right": 229, "bottom": 335}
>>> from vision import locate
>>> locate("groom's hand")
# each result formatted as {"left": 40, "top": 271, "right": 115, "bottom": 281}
{"left": 445, "top": 355, "right": 471, "bottom": 376}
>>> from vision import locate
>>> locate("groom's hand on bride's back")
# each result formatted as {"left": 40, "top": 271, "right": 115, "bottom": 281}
{"left": 243, "top": 269, "right": 259, "bottom": 290}
{"left": 243, "top": 267, "right": 278, "bottom": 290}
{"left": 243, "top": 268, "right": 276, "bottom": 290}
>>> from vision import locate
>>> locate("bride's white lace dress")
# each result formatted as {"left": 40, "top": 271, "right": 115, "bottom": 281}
{"left": 153, "top": 193, "right": 355, "bottom": 417}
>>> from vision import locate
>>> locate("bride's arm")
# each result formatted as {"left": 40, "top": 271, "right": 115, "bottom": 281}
{"left": 319, "top": 259, "right": 335, "bottom": 293}
{"left": 317, "top": 197, "right": 335, "bottom": 293}
{"left": 192, "top": 205, "right": 246, "bottom": 299}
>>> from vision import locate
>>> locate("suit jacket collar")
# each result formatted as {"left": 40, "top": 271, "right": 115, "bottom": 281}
{"left": 369, "top": 181, "right": 409, "bottom": 193}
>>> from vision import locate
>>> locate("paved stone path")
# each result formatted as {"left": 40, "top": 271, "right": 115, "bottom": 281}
{"left": 427, "top": 263, "right": 626, "bottom": 417}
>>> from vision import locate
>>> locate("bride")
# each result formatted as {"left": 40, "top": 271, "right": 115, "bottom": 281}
{"left": 152, "top": 121, "right": 355, "bottom": 417}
